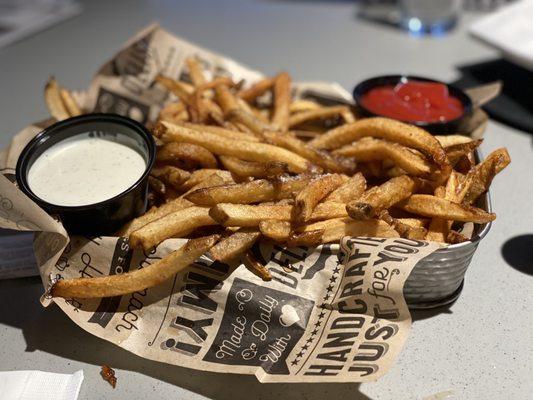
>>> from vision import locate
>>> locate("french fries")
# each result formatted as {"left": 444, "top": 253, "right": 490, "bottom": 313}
{"left": 48, "top": 61, "right": 510, "bottom": 299}
{"left": 52, "top": 235, "right": 220, "bottom": 298}
{"left": 347, "top": 176, "right": 419, "bottom": 220}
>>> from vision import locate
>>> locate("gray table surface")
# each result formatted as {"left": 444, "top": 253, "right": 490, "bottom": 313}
{"left": 1, "top": 1, "right": 532, "bottom": 399}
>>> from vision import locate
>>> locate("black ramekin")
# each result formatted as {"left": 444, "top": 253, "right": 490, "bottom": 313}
{"left": 16, "top": 113, "right": 155, "bottom": 236}
{"left": 353, "top": 75, "right": 473, "bottom": 135}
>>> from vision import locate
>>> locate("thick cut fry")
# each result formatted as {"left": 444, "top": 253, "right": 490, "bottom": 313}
{"left": 462, "top": 148, "right": 510, "bottom": 205}
{"left": 289, "top": 106, "right": 350, "bottom": 128}
{"left": 435, "top": 134, "right": 472, "bottom": 147}
{"left": 228, "top": 108, "right": 273, "bottom": 137}
{"left": 426, "top": 172, "right": 461, "bottom": 242}
{"left": 242, "top": 251, "right": 272, "bottom": 281}
{"left": 347, "top": 176, "right": 419, "bottom": 220}
{"left": 259, "top": 220, "right": 292, "bottom": 242}
{"left": 45, "top": 77, "right": 70, "bottom": 120}
{"left": 378, "top": 211, "right": 427, "bottom": 240}
{"left": 286, "top": 229, "right": 324, "bottom": 248}
{"left": 59, "top": 88, "right": 82, "bottom": 116}
{"left": 308, "top": 202, "right": 348, "bottom": 221}
{"left": 185, "top": 177, "right": 309, "bottom": 205}
{"left": 150, "top": 166, "right": 191, "bottom": 189}
{"left": 397, "top": 195, "right": 496, "bottom": 223}
{"left": 157, "top": 142, "right": 218, "bottom": 169}
{"left": 334, "top": 137, "right": 433, "bottom": 176}
{"left": 309, "top": 117, "right": 449, "bottom": 168}
{"left": 180, "top": 122, "right": 260, "bottom": 142}
{"left": 180, "top": 169, "right": 233, "bottom": 192}
{"left": 263, "top": 130, "right": 356, "bottom": 174}
{"left": 210, "top": 204, "right": 293, "bottom": 227}
{"left": 51, "top": 235, "right": 219, "bottom": 298}
{"left": 155, "top": 75, "right": 194, "bottom": 104}
{"left": 445, "top": 139, "right": 483, "bottom": 165}
{"left": 119, "top": 198, "right": 192, "bottom": 237}
{"left": 219, "top": 156, "right": 288, "bottom": 179}
{"left": 185, "top": 57, "right": 207, "bottom": 86}
{"left": 324, "top": 173, "right": 366, "bottom": 203}
{"left": 298, "top": 218, "right": 399, "bottom": 243}
{"left": 271, "top": 72, "right": 291, "bottom": 131}
{"left": 209, "top": 228, "right": 261, "bottom": 262}
{"left": 155, "top": 121, "right": 310, "bottom": 173}
{"left": 180, "top": 174, "right": 226, "bottom": 198}
{"left": 294, "top": 174, "right": 346, "bottom": 222}
{"left": 130, "top": 207, "right": 217, "bottom": 250}
{"left": 238, "top": 77, "right": 275, "bottom": 102}
{"left": 215, "top": 84, "right": 239, "bottom": 114}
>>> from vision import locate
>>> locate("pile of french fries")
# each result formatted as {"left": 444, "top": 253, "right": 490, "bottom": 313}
{"left": 46, "top": 58, "right": 510, "bottom": 299}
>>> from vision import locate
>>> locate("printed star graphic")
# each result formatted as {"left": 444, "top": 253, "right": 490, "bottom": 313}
{"left": 314, "top": 321, "right": 322, "bottom": 328}
{"left": 326, "top": 284, "right": 334, "bottom": 292}
{"left": 311, "top": 328, "right": 319, "bottom": 335}
{"left": 296, "top": 351, "right": 304, "bottom": 358}
{"left": 336, "top": 259, "right": 342, "bottom": 266}
{"left": 291, "top": 359, "right": 299, "bottom": 366}
{"left": 320, "top": 303, "right": 327, "bottom": 309}
{"left": 333, "top": 267, "right": 340, "bottom": 274}
{"left": 318, "top": 311, "right": 326, "bottom": 319}
{"left": 306, "top": 338, "right": 313, "bottom": 344}
{"left": 302, "top": 344, "right": 310, "bottom": 351}
{"left": 330, "top": 276, "right": 337, "bottom": 283}
{"left": 323, "top": 293, "right": 330, "bottom": 301}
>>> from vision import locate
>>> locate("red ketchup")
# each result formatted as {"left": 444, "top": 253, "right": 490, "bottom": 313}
{"left": 360, "top": 80, "right": 464, "bottom": 123}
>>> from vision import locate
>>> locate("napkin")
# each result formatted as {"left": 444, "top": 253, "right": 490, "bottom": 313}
{"left": 470, "top": 0, "right": 533, "bottom": 71}
{"left": 0, "top": 370, "right": 84, "bottom": 400}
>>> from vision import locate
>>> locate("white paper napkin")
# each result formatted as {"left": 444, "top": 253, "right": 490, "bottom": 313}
{"left": 470, "top": 0, "right": 533, "bottom": 71}
{"left": 0, "top": 370, "right": 84, "bottom": 400}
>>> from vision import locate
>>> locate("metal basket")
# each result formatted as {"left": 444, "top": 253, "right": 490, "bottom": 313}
{"left": 404, "top": 186, "right": 492, "bottom": 309}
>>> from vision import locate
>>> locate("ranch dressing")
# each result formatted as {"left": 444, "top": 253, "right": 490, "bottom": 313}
{"left": 28, "top": 134, "right": 146, "bottom": 207}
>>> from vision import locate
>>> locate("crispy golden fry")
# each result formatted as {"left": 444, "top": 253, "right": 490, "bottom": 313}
{"left": 180, "top": 173, "right": 227, "bottom": 198}
{"left": 59, "top": 88, "right": 82, "bottom": 116}
{"left": 193, "top": 77, "right": 235, "bottom": 121}
{"left": 294, "top": 174, "right": 346, "bottom": 222}
{"left": 298, "top": 218, "right": 399, "bottom": 243}
{"left": 155, "top": 75, "right": 194, "bottom": 104}
{"left": 242, "top": 251, "right": 272, "bottom": 281}
{"left": 52, "top": 235, "right": 219, "bottom": 298}
{"left": 289, "top": 106, "right": 350, "bottom": 128}
{"left": 150, "top": 166, "right": 191, "bottom": 189}
{"left": 271, "top": 72, "right": 291, "bottom": 131}
{"left": 334, "top": 137, "right": 433, "bottom": 176}
{"left": 180, "top": 169, "right": 233, "bottom": 192}
{"left": 45, "top": 77, "right": 70, "bottom": 120}
{"left": 259, "top": 220, "right": 292, "bottom": 242}
{"left": 185, "top": 57, "right": 207, "bottom": 86}
{"left": 227, "top": 108, "right": 273, "bottom": 138}
{"left": 435, "top": 134, "right": 472, "bottom": 147}
{"left": 262, "top": 130, "right": 355, "bottom": 174}
{"left": 309, "top": 117, "right": 449, "bottom": 168}
{"left": 286, "top": 229, "right": 324, "bottom": 247}
{"left": 209, "top": 228, "right": 261, "bottom": 262}
{"left": 398, "top": 195, "right": 496, "bottom": 223}
{"left": 426, "top": 172, "right": 461, "bottom": 242}
{"left": 130, "top": 206, "right": 217, "bottom": 250}
{"left": 447, "top": 230, "right": 469, "bottom": 244}
{"left": 148, "top": 176, "right": 166, "bottom": 196}
{"left": 179, "top": 121, "right": 259, "bottom": 142}
{"left": 157, "top": 142, "right": 218, "bottom": 169}
{"left": 347, "top": 176, "right": 419, "bottom": 220}
{"left": 289, "top": 99, "right": 321, "bottom": 113}
{"left": 119, "top": 198, "right": 192, "bottom": 237}
{"left": 185, "top": 177, "right": 309, "bottom": 205}
{"left": 323, "top": 173, "right": 366, "bottom": 203}
{"left": 378, "top": 211, "right": 427, "bottom": 240}
{"left": 159, "top": 102, "right": 188, "bottom": 124}
{"left": 445, "top": 139, "right": 483, "bottom": 165}
{"left": 238, "top": 77, "right": 275, "bottom": 102}
{"left": 219, "top": 156, "right": 289, "bottom": 179}
{"left": 215, "top": 84, "right": 239, "bottom": 114}
{"left": 308, "top": 202, "right": 348, "bottom": 221}
{"left": 155, "top": 121, "right": 310, "bottom": 173}
{"left": 210, "top": 203, "right": 293, "bottom": 227}
{"left": 462, "top": 148, "right": 510, "bottom": 205}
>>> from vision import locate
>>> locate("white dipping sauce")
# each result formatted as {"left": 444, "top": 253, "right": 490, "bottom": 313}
{"left": 28, "top": 134, "right": 147, "bottom": 207}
